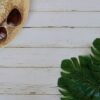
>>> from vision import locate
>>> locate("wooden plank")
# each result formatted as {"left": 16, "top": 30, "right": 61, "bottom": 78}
{"left": 0, "top": 83, "right": 59, "bottom": 95}
{"left": 0, "top": 48, "right": 89, "bottom": 67}
{"left": 0, "top": 68, "right": 59, "bottom": 85}
{"left": 0, "top": 95, "right": 60, "bottom": 100}
{"left": 0, "top": 68, "right": 59, "bottom": 95}
{"left": 30, "top": 0, "right": 100, "bottom": 12}
{"left": 26, "top": 12, "right": 100, "bottom": 27}
{"left": 7, "top": 28, "right": 100, "bottom": 48}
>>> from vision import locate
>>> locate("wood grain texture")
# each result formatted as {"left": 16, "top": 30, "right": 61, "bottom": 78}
{"left": 0, "top": 0, "right": 100, "bottom": 99}
{"left": 30, "top": 0, "right": 100, "bottom": 12}
{"left": 0, "top": 48, "right": 89, "bottom": 67}
{"left": 7, "top": 28, "right": 100, "bottom": 48}
{"left": 0, "top": 95, "right": 60, "bottom": 100}
{"left": 0, "top": 83, "right": 59, "bottom": 95}
{"left": 0, "top": 68, "right": 59, "bottom": 84}
{"left": 0, "top": 68, "right": 59, "bottom": 95}
{"left": 25, "top": 12, "right": 100, "bottom": 27}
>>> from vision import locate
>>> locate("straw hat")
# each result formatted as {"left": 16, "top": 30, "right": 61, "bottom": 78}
{"left": 0, "top": 0, "right": 29, "bottom": 47}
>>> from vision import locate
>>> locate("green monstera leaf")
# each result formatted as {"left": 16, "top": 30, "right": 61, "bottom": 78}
{"left": 58, "top": 38, "right": 100, "bottom": 100}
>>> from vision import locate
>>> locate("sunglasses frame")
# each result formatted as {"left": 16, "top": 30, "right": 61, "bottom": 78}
{"left": 0, "top": 8, "right": 22, "bottom": 42}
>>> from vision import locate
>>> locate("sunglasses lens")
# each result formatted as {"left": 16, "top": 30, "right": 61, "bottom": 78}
{"left": 0, "top": 27, "right": 7, "bottom": 41}
{"left": 7, "top": 8, "right": 22, "bottom": 26}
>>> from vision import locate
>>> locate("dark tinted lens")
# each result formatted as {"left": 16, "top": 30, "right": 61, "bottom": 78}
{"left": 0, "top": 27, "right": 7, "bottom": 41}
{"left": 7, "top": 8, "right": 22, "bottom": 26}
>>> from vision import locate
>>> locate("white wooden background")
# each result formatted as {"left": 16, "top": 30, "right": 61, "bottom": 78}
{"left": 0, "top": 0, "right": 100, "bottom": 99}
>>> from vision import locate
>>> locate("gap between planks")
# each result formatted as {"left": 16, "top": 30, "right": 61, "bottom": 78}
{"left": 29, "top": 8, "right": 100, "bottom": 12}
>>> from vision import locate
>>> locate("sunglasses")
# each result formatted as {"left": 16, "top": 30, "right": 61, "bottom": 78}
{"left": 0, "top": 8, "right": 22, "bottom": 42}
